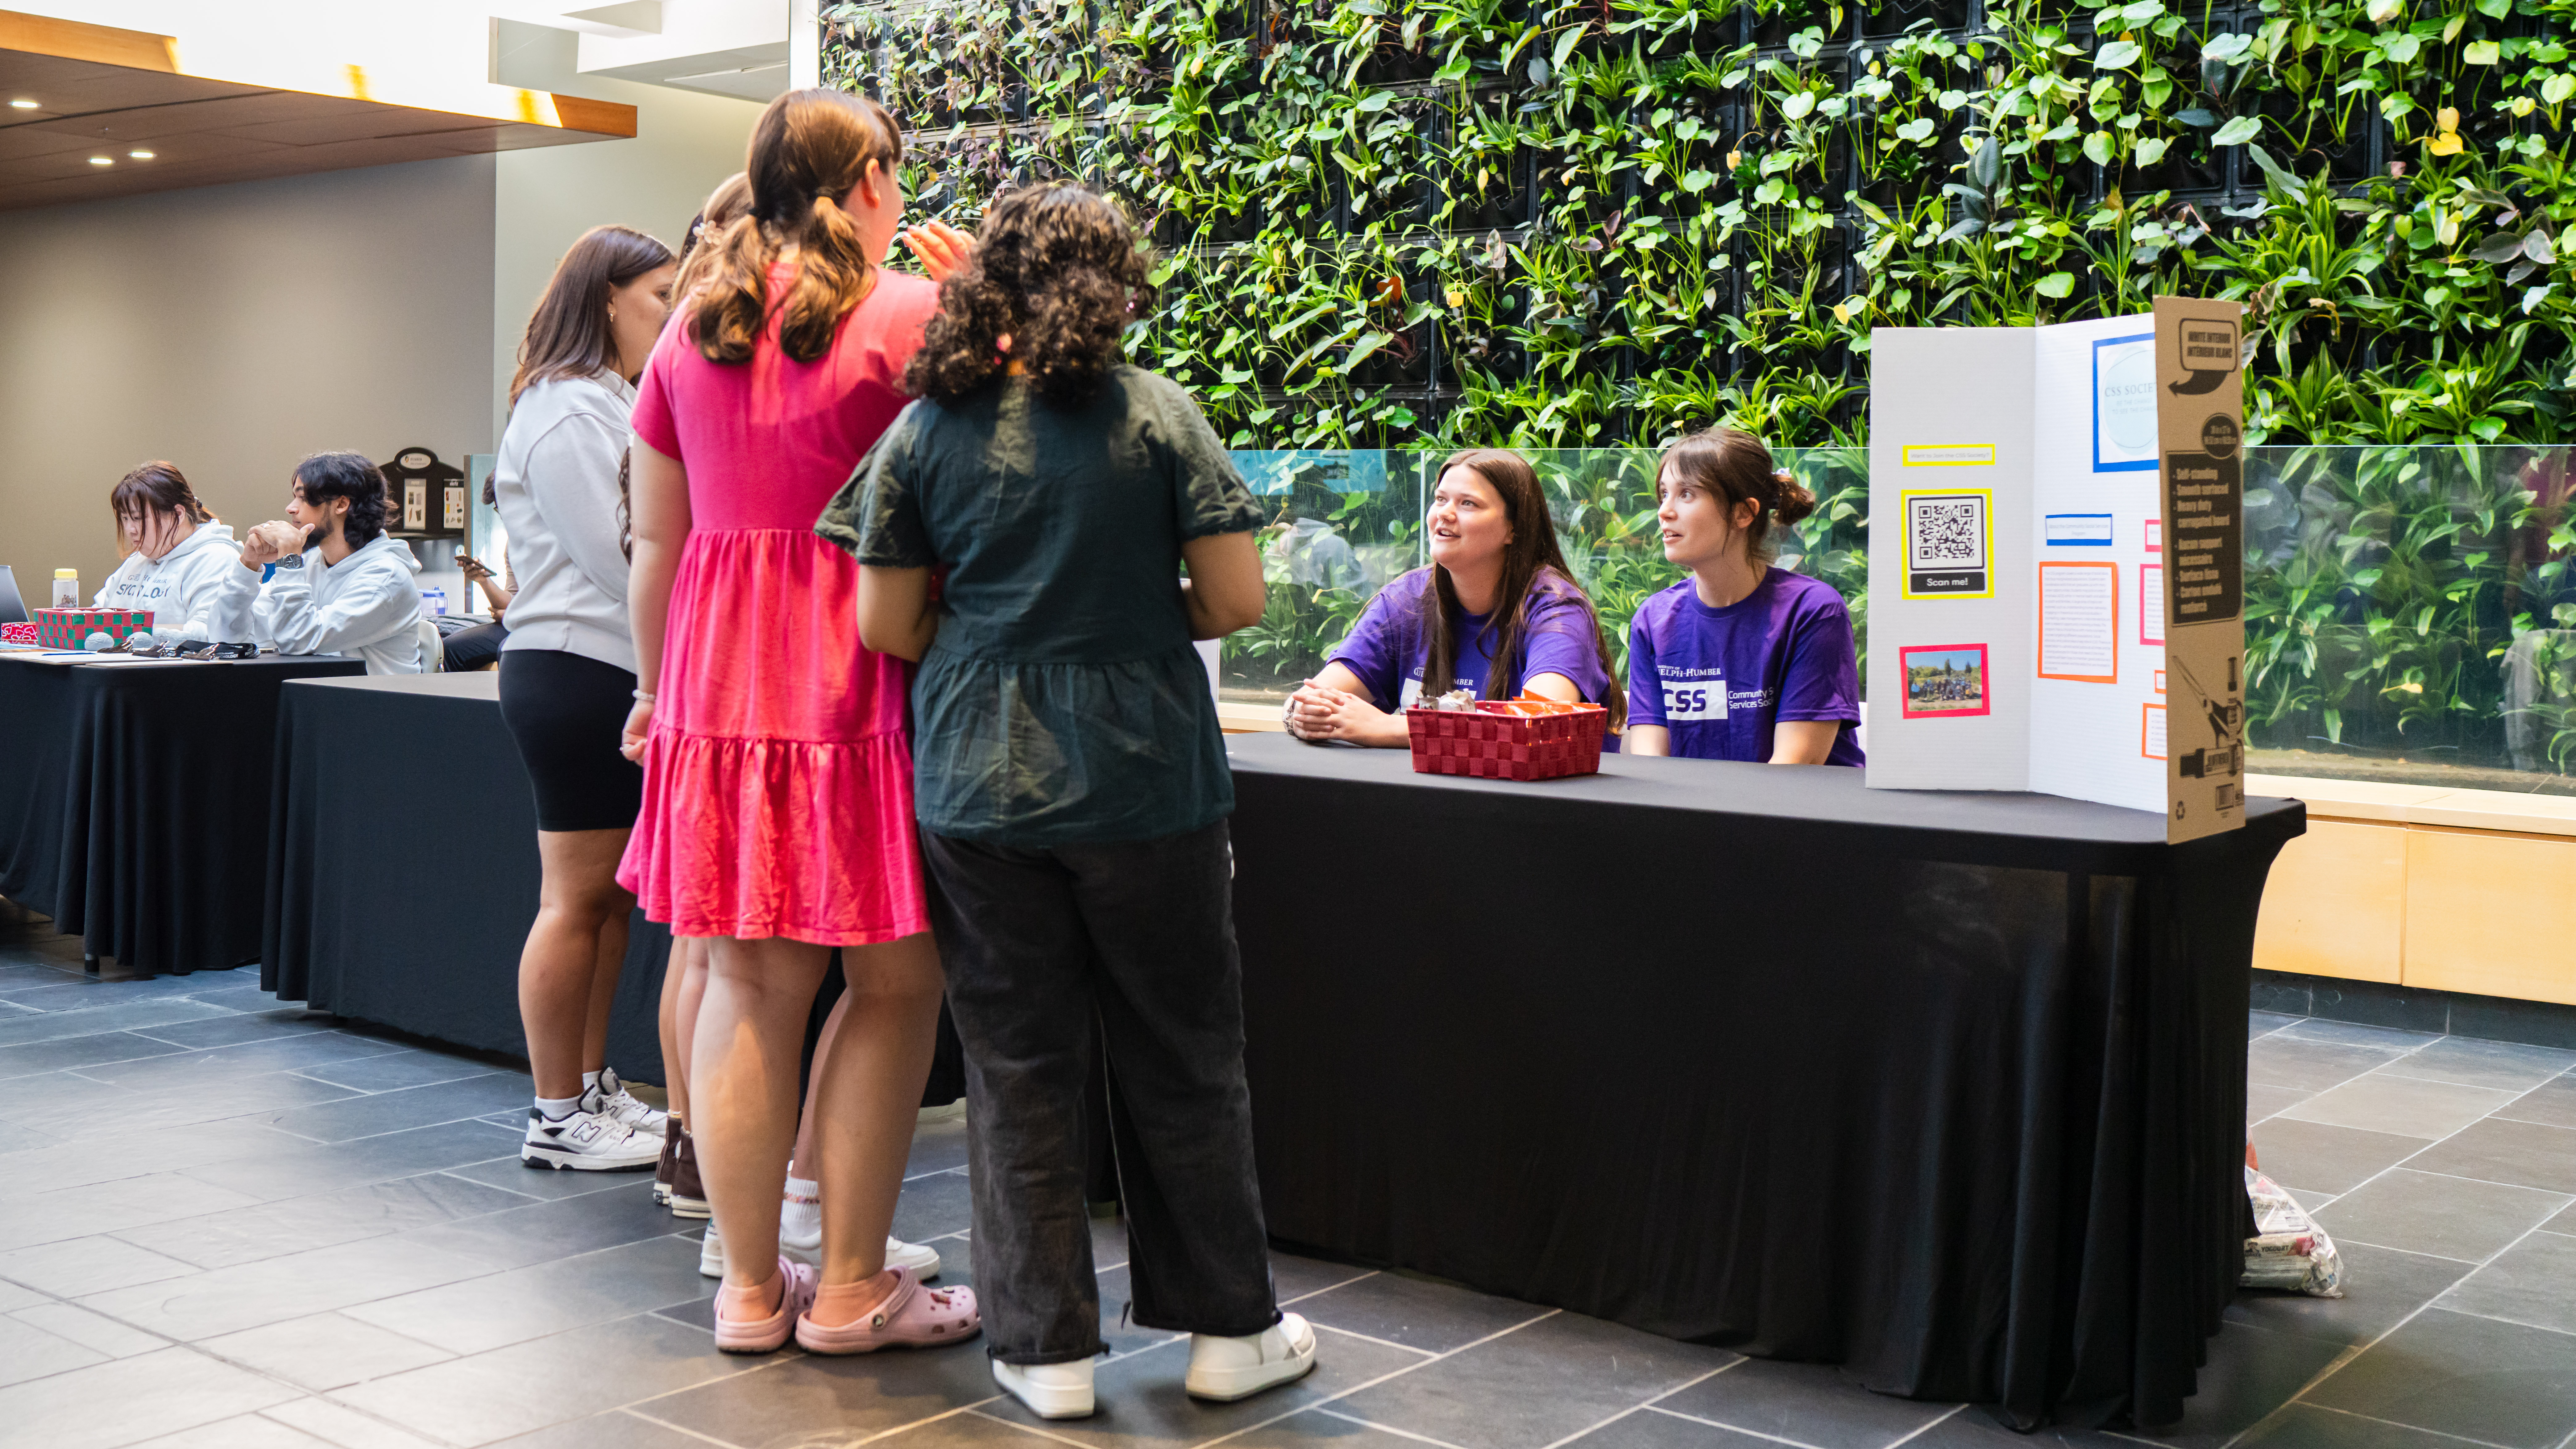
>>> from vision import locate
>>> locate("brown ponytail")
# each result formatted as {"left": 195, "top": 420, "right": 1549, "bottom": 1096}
{"left": 1657, "top": 428, "right": 1812, "bottom": 562}
{"left": 111, "top": 461, "right": 212, "bottom": 527}
{"left": 690, "top": 89, "right": 904, "bottom": 366}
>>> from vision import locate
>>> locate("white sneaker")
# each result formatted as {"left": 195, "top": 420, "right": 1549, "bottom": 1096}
{"left": 592, "top": 1069, "right": 668, "bottom": 1137}
{"left": 521, "top": 1106, "right": 661, "bottom": 1172}
{"left": 993, "top": 1356, "right": 1096, "bottom": 1419}
{"left": 1185, "top": 1312, "right": 1318, "bottom": 1402}
{"left": 699, "top": 1219, "right": 724, "bottom": 1278}
{"left": 774, "top": 1181, "right": 942, "bottom": 1280}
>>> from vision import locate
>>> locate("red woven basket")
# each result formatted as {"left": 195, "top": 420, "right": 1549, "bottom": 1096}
{"left": 1405, "top": 701, "right": 1609, "bottom": 781}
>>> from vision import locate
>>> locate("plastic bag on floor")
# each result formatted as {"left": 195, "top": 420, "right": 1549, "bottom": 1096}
{"left": 2242, "top": 1167, "right": 2344, "bottom": 1297}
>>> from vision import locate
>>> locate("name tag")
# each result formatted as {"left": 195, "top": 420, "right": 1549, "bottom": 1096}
{"left": 1661, "top": 680, "right": 1728, "bottom": 721}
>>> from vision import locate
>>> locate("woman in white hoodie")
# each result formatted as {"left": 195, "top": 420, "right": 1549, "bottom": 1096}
{"left": 96, "top": 462, "right": 243, "bottom": 641}
{"left": 494, "top": 224, "right": 678, "bottom": 1172}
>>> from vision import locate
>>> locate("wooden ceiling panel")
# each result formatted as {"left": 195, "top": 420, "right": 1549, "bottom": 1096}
{"left": 0, "top": 7, "right": 633, "bottom": 212}
{"left": 0, "top": 121, "right": 98, "bottom": 159}
{"left": 16, "top": 91, "right": 346, "bottom": 141}
{"left": 0, "top": 53, "right": 258, "bottom": 112}
{"left": 209, "top": 106, "right": 508, "bottom": 150}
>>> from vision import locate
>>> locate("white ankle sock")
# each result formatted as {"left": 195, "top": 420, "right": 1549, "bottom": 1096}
{"left": 582, "top": 1070, "right": 602, "bottom": 1092}
{"left": 536, "top": 1094, "right": 582, "bottom": 1120}
{"left": 786, "top": 1175, "right": 819, "bottom": 1202}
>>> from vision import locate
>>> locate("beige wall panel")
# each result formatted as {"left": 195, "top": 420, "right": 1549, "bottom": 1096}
{"left": 0, "top": 154, "right": 498, "bottom": 595}
{"left": 2253, "top": 820, "right": 2407, "bottom": 983}
{"left": 2403, "top": 828, "right": 2576, "bottom": 1005}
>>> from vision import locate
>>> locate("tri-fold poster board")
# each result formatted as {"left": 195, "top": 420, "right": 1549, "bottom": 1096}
{"left": 1865, "top": 297, "right": 2248, "bottom": 844}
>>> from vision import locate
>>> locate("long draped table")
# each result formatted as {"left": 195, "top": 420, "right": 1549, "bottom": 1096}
{"left": 259, "top": 673, "right": 970, "bottom": 1100}
{"left": 262, "top": 672, "right": 670, "bottom": 1078}
{"left": 0, "top": 652, "right": 363, "bottom": 975}
{"left": 1221, "top": 732, "right": 2304, "bottom": 1432}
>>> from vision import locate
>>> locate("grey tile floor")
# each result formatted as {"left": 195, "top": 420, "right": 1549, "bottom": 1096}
{"left": 3, "top": 919, "right": 2574, "bottom": 1449}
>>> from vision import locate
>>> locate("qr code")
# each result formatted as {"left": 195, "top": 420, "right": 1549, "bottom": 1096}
{"left": 1911, "top": 497, "right": 1983, "bottom": 568}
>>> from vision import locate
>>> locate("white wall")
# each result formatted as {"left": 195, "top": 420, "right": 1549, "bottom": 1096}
{"left": 0, "top": 157, "right": 498, "bottom": 597}
{"left": 489, "top": 20, "right": 764, "bottom": 443}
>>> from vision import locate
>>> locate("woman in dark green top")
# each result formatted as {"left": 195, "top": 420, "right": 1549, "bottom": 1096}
{"left": 816, "top": 184, "right": 1312, "bottom": 1422}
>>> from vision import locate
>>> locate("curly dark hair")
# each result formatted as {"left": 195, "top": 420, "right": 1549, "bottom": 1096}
{"left": 292, "top": 451, "right": 390, "bottom": 547}
{"left": 905, "top": 185, "right": 1157, "bottom": 408}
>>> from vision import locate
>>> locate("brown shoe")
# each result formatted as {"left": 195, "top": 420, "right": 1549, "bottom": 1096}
{"left": 654, "top": 1117, "right": 681, "bottom": 1206}
{"left": 669, "top": 1123, "right": 710, "bottom": 1219}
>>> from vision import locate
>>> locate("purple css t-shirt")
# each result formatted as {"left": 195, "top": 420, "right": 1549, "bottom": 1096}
{"left": 1625, "top": 568, "right": 1865, "bottom": 765}
{"left": 1328, "top": 567, "right": 1612, "bottom": 708}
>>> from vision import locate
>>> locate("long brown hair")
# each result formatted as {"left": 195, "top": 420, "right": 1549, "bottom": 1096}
{"left": 690, "top": 89, "right": 904, "bottom": 365}
{"left": 508, "top": 225, "right": 675, "bottom": 407}
{"left": 1656, "top": 428, "right": 1816, "bottom": 563}
{"left": 673, "top": 172, "right": 752, "bottom": 303}
{"left": 1422, "top": 449, "right": 1626, "bottom": 730}
{"left": 906, "top": 184, "right": 1157, "bottom": 408}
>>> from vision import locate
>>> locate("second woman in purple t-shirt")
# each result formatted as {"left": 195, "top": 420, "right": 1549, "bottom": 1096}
{"left": 1284, "top": 449, "right": 1623, "bottom": 745}
{"left": 1624, "top": 428, "right": 1864, "bottom": 765}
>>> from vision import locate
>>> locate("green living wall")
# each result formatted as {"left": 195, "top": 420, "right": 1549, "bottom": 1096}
{"left": 818, "top": 0, "right": 2576, "bottom": 786}
{"left": 822, "top": 0, "right": 2572, "bottom": 453}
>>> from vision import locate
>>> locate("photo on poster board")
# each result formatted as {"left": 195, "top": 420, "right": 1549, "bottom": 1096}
{"left": 2142, "top": 703, "right": 2168, "bottom": 760}
{"left": 1899, "top": 644, "right": 1991, "bottom": 718}
{"left": 1902, "top": 489, "right": 1994, "bottom": 599}
{"left": 2036, "top": 561, "right": 2118, "bottom": 683}
{"left": 2093, "top": 333, "right": 2159, "bottom": 472}
{"left": 2140, "top": 563, "right": 2165, "bottom": 645}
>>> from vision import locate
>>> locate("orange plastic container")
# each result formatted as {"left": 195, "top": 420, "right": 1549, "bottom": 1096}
{"left": 1404, "top": 698, "right": 1609, "bottom": 781}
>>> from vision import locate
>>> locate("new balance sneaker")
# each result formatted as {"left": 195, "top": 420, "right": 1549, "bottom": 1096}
{"left": 668, "top": 1126, "right": 709, "bottom": 1219}
{"left": 522, "top": 1106, "right": 661, "bottom": 1172}
{"left": 592, "top": 1068, "right": 668, "bottom": 1137}
{"left": 1185, "top": 1313, "right": 1318, "bottom": 1402}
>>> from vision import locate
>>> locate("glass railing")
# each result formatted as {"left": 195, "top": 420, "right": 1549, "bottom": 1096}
{"left": 1223, "top": 446, "right": 2576, "bottom": 796}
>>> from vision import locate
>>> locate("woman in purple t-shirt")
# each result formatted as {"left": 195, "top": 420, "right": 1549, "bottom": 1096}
{"left": 1624, "top": 428, "right": 1864, "bottom": 766}
{"left": 1284, "top": 449, "right": 1622, "bottom": 745}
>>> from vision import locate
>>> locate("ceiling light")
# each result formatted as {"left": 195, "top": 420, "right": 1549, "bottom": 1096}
{"left": 128, "top": 149, "right": 153, "bottom": 160}
{"left": 89, "top": 156, "right": 112, "bottom": 166}
{"left": 8, "top": 99, "right": 36, "bottom": 109}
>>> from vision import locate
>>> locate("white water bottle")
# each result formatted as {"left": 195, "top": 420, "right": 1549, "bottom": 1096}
{"left": 51, "top": 569, "right": 77, "bottom": 609}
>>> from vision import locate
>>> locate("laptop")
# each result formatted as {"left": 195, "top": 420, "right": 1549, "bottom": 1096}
{"left": 0, "top": 565, "right": 29, "bottom": 625}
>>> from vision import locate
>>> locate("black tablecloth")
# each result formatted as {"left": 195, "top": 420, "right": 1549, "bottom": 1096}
{"left": 0, "top": 653, "right": 363, "bottom": 975}
{"left": 1222, "top": 733, "right": 2305, "bottom": 1432}
{"left": 263, "top": 674, "right": 669, "bottom": 1079}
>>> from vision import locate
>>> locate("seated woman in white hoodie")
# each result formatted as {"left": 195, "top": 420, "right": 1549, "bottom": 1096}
{"left": 213, "top": 451, "right": 425, "bottom": 673}
{"left": 95, "top": 462, "right": 243, "bottom": 641}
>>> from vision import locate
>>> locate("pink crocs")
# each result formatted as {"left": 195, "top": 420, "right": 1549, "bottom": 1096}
{"left": 714, "top": 1256, "right": 815, "bottom": 1354}
{"left": 794, "top": 1265, "right": 981, "bottom": 1355}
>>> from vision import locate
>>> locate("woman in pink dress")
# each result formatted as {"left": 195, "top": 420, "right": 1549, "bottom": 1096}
{"left": 617, "top": 88, "right": 977, "bottom": 1356}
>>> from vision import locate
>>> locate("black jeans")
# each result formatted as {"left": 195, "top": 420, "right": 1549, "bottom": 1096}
{"left": 923, "top": 820, "right": 1279, "bottom": 1364}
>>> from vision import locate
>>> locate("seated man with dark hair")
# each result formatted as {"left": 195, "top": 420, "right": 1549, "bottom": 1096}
{"left": 211, "top": 451, "right": 427, "bottom": 674}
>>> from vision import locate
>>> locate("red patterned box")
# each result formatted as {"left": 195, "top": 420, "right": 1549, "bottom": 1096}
{"left": 33, "top": 608, "right": 152, "bottom": 649}
{"left": 1, "top": 622, "right": 36, "bottom": 645}
{"left": 1405, "top": 700, "right": 1609, "bottom": 781}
